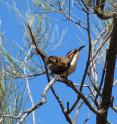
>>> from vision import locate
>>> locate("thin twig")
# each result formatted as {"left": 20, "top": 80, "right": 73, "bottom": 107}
{"left": 41, "top": 76, "right": 58, "bottom": 98}
{"left": 95, "top": 50, "right": 107, "bottom": 103}
{"left": 89, "top": 30, "right": 111, "bottom": 64}
{"left": 23, "top": 45, "right": 35, "bottom": 124}
{"left": 83, "top": 112, "right": 91, "bottom": 124}
{"left": 90, "top": 41, "right": 98, "bottom": 89}
{"left": 51, "top": 85, "right": 73, "bottom": 124}
{"left": 69, "top": 0, "right": 71, "bottom": 19}
{"left": 60, "top": 10, "right": 87, "bottom": 30}
{"left": 80, "top": 11, "right": 92, "bottom": 93}
{"left": 111, "top": 106, "right": 117, "bottom": 113}
{"left": 61, "top": 79, "right": 99, "bottom": 115}
{"left": 17, "top": 76, "right": 59, "bottom": 124}
{"left": 67, "top": 6, "right": 92, "bottom": 114}
{"left": 1, "top": 113, "right": 22, "bottom": 119}
{"left": 73, "top": 93, "right": 91, "bottom": 124}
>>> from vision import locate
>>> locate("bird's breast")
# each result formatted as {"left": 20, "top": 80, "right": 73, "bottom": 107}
{"left": 67, "top": 53, "right": 79, "bottom": 74}
{"left": 68, "top": 61, "right": 77, "bottom": 74}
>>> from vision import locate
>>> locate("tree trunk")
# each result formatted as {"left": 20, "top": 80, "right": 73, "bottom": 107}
{"left": 96, "top": 19, "right": 117, "bottom": 124}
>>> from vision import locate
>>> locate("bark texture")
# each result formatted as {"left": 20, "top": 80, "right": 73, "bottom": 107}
{"left": 96, "top": 19, "right": 117, "bottom": 124}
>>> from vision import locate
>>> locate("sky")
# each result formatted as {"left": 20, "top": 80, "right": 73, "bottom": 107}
{"left": 0, "top": 1, "right": 117, "bottom": 124}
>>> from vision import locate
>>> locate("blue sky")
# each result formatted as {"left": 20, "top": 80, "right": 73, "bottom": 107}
{"left": 0, "top": 1, "right": 117, "bottom": 124}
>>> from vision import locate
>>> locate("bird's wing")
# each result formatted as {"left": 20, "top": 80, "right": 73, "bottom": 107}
{"left": 47, "top": 56, "right": 70, "bottom": 74}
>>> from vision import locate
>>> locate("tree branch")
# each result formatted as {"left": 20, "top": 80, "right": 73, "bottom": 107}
{"left": 95, "top": 0, "right": 117, "bottom": 19}
{"left": 60, "top": 79, "right": 99, "bottom": 115}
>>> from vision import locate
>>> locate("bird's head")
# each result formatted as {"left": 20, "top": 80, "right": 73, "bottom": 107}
{"left": 66, "top": 45, "right": 85, "bottom": 58}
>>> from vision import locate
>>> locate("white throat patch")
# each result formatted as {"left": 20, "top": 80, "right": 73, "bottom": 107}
{"left": 67, "top": 52, "right": 79, "bottom": 75}
{"left": 70, "top": 52, "right": 79, "bottom": 66}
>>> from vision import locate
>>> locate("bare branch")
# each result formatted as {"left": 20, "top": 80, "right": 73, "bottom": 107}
{"left": 41, "top": 76, "right": 58, "bottom": 98}
{"left": 73, "top": 93, "right": 91, "bottom": 124}
{"left": 95, "top": 50, "right": 107, "bottom": 103}
{"left": 79, "top": 11, "right": 92, "bottom": 98}
{"left": 69, "top": 0, "right": 71, "bottom": 19}
{"left": 90, "top": 30, "right": 111, "bottom": 64}
{"left": 83, "top": 112, "right": 91, "bottom": 124}
{"left": 23, "top": 46, "right": 36, "bottom": 124}
{"left": 95, "top": 0, "right": 117, "bottom": 19}
{"left": 27, "top": 25, "right": 48, "bottom": 59}
{"left": 60, "top": 79, "right": 99, "bottom": 115}
{"left": 111, "top": 106, "right": 117, "bottom": 113}
{"left": 51, "top": 85, "right": 73, "bottom": 124}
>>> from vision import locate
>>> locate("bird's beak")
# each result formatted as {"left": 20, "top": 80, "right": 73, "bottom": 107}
{"left": 78, "top": 45, "right": 86, "bottom": 51}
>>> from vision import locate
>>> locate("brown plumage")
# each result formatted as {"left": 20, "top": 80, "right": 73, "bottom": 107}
{"left": 45, "top": 46, "right": 85, "bottom": 76}
{"left": 46, "top": 56, "right": 70, "bottom": 75}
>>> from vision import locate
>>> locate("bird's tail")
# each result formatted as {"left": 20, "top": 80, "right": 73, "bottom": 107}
{"left": 28, "top": 25, "right": 48, "bottom": 59}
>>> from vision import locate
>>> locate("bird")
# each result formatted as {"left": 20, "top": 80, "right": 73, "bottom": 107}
{"left": 28, "top": 25, "right": 85, "bottom": 78}
{"left": 46, "top": 46, "right": 85, "bottom": 78}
